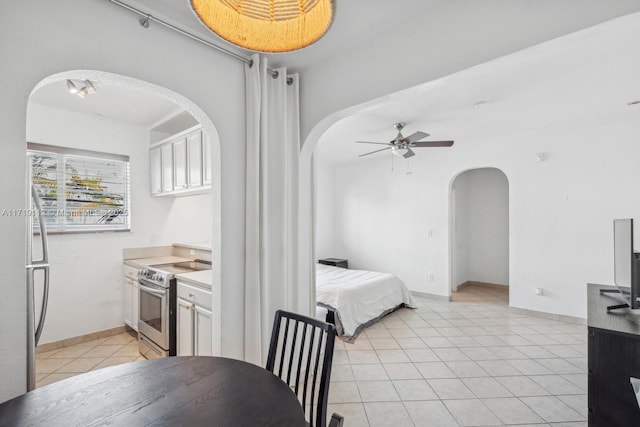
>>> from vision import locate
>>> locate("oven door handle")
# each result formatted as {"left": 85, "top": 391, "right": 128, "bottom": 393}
{"left": 138, "top": 282, "right": 167, "bottom": 297}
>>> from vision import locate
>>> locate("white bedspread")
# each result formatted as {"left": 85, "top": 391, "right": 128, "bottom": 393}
{"left": 316, "top": 264, "right": 415, "bottom": 338}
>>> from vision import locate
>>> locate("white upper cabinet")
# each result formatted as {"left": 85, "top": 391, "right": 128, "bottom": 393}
{"left": 173, "top": 137, "right": 188, "bottom": 191}
{"left": 150, "top": 147, "right": 162, "bottom": 195}
{"left": 203, "top": 133, "right": 212, "bottom": 186}
{"left": 187, "top": 131, "right": 203, "bottom": 188}
{"left": 161, "top": 143, "right": 173, "bottom": 193}
{"left": 150, "top": 125, "right": 211, "bottom": 197}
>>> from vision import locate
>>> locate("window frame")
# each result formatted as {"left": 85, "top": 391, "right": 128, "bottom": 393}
{"left": 28, "top": 142, "right": 131, "bottom": 234}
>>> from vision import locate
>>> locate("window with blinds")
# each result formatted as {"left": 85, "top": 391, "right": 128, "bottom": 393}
{"left": 28, "top": 143, "right": 131, "bottom": 233}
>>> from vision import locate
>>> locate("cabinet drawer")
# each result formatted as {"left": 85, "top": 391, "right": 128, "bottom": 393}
{"left": 177, "top": 281, "right": 212, "bottom": 310}
{"left": 124, "top": 265, "right": 138, "bottom": 280}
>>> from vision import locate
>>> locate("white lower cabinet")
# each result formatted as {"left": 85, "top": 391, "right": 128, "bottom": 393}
{"left": 176, "top": 281, "right": 212, "bottom": 356}
{"left": 123, "top": 275, "right": 139, "bottom": 331}
{"left": 177, "top": 297, "right": 194, "bottom": 356}
{"left": 194, "top": 305, "right": 212, "bottom": 356}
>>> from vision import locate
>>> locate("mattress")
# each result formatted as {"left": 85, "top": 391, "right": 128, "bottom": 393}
{"left": 316, "top": 263, "right": 415, "bottom": 340}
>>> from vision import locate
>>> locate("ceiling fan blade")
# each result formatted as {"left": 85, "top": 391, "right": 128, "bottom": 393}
{"left": 358, "top": 147, "right": 391, "bottom": 157}
{"left": 355, "top": 141, "right": 389, "bottom": 145}
{"left": 412, "top": 140, "right": 454, "bottom": 147}
{"left": 403, "top": 148, "right": 416, "bottom": 159}
{"left": 402, "top": 131, "right": 430, "bottom": 144}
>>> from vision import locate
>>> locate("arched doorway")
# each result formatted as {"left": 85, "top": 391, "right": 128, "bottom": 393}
{"left": 26, "top": 70, "right": 222, "bottom": 387}
{"left": 450, "top": 167, "right": 509, "bottom": 300}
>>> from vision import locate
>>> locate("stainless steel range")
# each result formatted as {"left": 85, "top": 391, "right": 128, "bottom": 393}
{"left": 137, "top": 260, "right": 211, "bottom": 359}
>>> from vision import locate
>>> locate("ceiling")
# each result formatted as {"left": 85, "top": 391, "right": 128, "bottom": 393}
{"left": 29, "top": 79, "right": 182, "bottom": 128}
{"left": 316, "top": 13, "right": 640, "bottom": 164}
{"left": 124, "top": 0, "right": 443, "bottom": 70}
{"left": 28, "top": 2, "right": 640, "bottom": 142}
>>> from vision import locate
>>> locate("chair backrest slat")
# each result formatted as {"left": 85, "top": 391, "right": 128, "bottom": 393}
{"left": 301, "top": 326, "right": 316, "bottom": 411}
{"left": 286, "top": 320, "right": 300, "bottom": 385}
{"left": 278, "top": 317, "right": 291, "bottom": 377}
{"left": 267, "top": 310, "right": 336, "bottom": 427}
{"left": 293, "top": 323, "right": 308, "bottom": 395}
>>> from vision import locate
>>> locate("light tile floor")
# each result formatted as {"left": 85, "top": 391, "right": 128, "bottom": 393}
{"left": 35, "top": 285, "right": 587, "bottom": 426}
{"left": 327, "top": 285, "right": 587, "bottom": 427}
{"left": 36, "top": 330, "right": 143, "bottom": 388}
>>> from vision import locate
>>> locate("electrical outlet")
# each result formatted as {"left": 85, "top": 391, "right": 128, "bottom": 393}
{"left": 190, "top": 249, "right": 196, "bottom": 256}
{"left": 428, "top": 274, "right": 434, "bottom": 282}
{"left": 535, "top": 287, "right": 544, "bottom": 296}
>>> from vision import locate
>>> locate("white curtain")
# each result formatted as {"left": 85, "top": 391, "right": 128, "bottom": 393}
{"left": 244, "top": 54, "right": 310, "bottom": 365}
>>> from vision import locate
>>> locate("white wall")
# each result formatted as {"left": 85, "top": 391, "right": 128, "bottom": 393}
{"left": 452, "top": 168, "right": 509, "bottom": 289}
{"left": 316, "top": 116, "right": 640, "bottom": 320}
{"left": 26, "top": 103, "right": 212, "bottom": 344}
{"left": 451, "top": 174, "right": 469, "bottom": 291}
{"left": 0, "top": 0, "right": 244, "bottom": 402}
{"left": 315, "top": 161, "right": 337, "bottom": 260}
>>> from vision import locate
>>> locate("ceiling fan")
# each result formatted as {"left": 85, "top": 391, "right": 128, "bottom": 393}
{"left": 356, "top": 122, "right": 454, "bottom": 159}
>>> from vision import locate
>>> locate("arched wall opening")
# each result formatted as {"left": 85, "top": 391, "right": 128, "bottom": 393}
{"left": 26, "top": 70, "right": 223, "bottom": 366}
{"left": 449, "top": 167, "right": 509, "bottom": 297}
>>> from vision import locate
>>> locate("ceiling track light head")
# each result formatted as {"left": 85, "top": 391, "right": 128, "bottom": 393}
{"left": 66, "top": 79, "right": 96, "bottom": 98}
{"left": 84, "top": 80, "right": 96, "bottom": 94}
{"left": 66, "top": 79, "right": 79, "bottom": 94}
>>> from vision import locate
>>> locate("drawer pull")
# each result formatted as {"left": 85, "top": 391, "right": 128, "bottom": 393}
{"left": 189, "top": 293, "right": 195, "bottom": 298}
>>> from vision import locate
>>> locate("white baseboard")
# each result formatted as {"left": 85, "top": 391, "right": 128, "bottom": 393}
{"left": 411, "top": 291, "right": 451, "bottom": 301}
{"left": 509, "top": 306, "right": 586, "bottom": 325}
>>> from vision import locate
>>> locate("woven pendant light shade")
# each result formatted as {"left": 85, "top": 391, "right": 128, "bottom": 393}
{"left": 190, "top": 0, "right": 335, "bottom": 53}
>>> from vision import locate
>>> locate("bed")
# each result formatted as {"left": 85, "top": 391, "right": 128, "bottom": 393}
{"left": 316, "top": 263, "right": 415, "bottom": 341}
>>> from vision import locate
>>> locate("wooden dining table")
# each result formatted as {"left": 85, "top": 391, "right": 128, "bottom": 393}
{"left": 0, "top": 356, "right": 307, "bottom": 426}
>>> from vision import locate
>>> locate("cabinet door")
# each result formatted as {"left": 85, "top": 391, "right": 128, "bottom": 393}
{"left": 161, "top": 143, "right": 173, "bottom": 193}
{"left": 194, "top": 305, "right": 213, "bottom": 356}
{"left": 173, "top": 138, "right": 188, "bottom": 191}
{"left": 203, "top": 133, "right": 212, "bottom": 186}
{"left": 187, "top": 131, "right": 203, "bottom": 188}
{"left": 150, "top": 147, "right": 162, "bottom": 195}
{"left": 177, "top": 297, "right": 194, "bottom": 356}
{"left": 123, "top": 277, "right": 134, "bottom": 328}
{"left": 132, "top": 282, "right": 139, "bottom": 331}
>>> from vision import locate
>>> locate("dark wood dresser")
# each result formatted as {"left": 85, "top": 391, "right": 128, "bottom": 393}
{"left": 588, "top": 283, "right": 640, "bottom": 426}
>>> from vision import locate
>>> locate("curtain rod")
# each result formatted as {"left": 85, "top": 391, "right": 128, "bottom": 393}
{"left": 103, "top": 0, "right": 289, "bottom": 81}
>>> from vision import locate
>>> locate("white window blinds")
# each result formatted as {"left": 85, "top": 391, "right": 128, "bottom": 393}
{"left": 28, "top": 143, "right": 131, "bottom": 233}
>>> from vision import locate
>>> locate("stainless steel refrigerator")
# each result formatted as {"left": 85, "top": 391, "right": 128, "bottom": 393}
{"left": 26, "top": 184, "right": 50, "bottom": 391}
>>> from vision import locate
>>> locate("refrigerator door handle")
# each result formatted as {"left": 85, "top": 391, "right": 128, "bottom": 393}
{"left": 30, "top": 184, "right": 49, "bottom": 264}
{"left": 34, "top": 265, "right": 50, "bottom": 346}
{"left": 29, "top": 184, "right": 50, "bottom": 346}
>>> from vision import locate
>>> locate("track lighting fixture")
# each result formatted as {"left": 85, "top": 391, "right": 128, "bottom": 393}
{"left": 66, "top": 79, "right": 97, "bottom": 98}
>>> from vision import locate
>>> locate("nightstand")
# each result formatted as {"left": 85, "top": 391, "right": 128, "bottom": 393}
{"left": 318, "top": 258, "right": 348, "bottom": 269}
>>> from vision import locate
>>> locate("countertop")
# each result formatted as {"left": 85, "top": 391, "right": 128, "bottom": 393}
{"left": 176, "top": 270, "right": 213, "bottom": 289}
{"left": 173, "top": 242, "right": 212, "bottom": 251}
{"left": 124, "top": 256, "right": 192, "bottom": 268}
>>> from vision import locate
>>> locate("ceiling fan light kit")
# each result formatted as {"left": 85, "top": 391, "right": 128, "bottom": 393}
{"left": 357, "top": 122, "right": 454, "bottom": 159}
{"left": 190, "top": 0, "right": 335, "bottom": 53}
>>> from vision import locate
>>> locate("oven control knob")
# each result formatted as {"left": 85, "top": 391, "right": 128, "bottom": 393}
{"left": 152, "top": 273, "right": 159, "bottom": 281}
{"left": 157, "top": 276, "right": 164, "bottom": 283}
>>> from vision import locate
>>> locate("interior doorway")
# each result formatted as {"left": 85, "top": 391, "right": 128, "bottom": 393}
{"left": 26, "top": 70, "right": 222, "bottom": 388}
{"left": 450, "top": 168, "right": 509, "bottom": 297}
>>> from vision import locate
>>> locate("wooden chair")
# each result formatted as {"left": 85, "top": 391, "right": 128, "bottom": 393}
{"left": 267, "top": 310, "right": 344, "bottom": 427}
